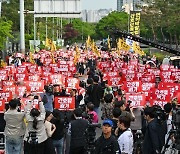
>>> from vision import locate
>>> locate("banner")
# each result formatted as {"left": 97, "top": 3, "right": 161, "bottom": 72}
{"left": 125, "top": 93, "right": 146, "bottom": 107}
{"left": 150, "top": 100, "right": 169, "bottom": 108}
{"left": 54, "top": 97, "right": 75, "bottom": 110}
{"left": 129, "top": 11, "right": 141, "bottom": 35}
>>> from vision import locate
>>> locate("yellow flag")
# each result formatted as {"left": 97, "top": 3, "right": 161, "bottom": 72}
{"left": 29, "top": 52, "right": 35, "bottom": 64}
{"left": 117, "top": 38, "right": 130, "bottom": 52}
{"left": 133, "top": 42, "right": 145, "bottom": 56}
{"left": 74, "top": 46, "right": 80, "bottom": 64}
{"left": 86, "top": 35, "right": 91, "bottom": 48}
{"left": 51, "top": 41, "right": 56, "bottom": 52}
{"left": 45, "top": 38, "right": 51, "bottom": 48}
{"left": 91, "top": 40, "right": 100, "bottom": 57}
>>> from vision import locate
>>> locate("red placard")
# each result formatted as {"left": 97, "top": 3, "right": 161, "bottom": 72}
{"left": 0, "top": 100, "right": 5, "bottom": 113}
{"left": 108, "top": 77, "right": 122, "bottom": 86}
{"left": 150, "top": 100, "right": 169, "bottom": 108}
{"left": 0, "top": 91, "right": 12, "bottom": 102}
{"left": 49, "top": 74, "right": 65, "bottom": 85}
{"left": 24, "top": 81, "right": 44, "bottom": 92}
{"left": 124, "top": 81, "right": 142, "bottom": 93}
{"left": 15, "top": 66, "right": 27, "bottom": 74}
{"left": 14, "top": 73, "right": 27, "bottom": 81}
{"left": 66, "top": 78, "right": 79, "bottom": 89}
{"left": 3, "top": 86, "right": 16, "bottom": 96}
{"left": 0, "top": 74, "right": 8, "bottom": 81}
{"left": 2, "top": 81, "right": 14, "bottom": 87}
{"left": 152, "top": 88, "right": 170, "bottom": 102}
{"left": 141, "top": 74, "right": 155, "bottom": 83}
{"left": 125, "top": 93, "right": 146, "bottom": 107}
{"left": 28, "top": 75, "right": 41, "bottom": 81}
{"left": 142, "top": 83, "right": 155, "bottom": 92}
{"left": 54, "top": 97, "right": 75, "bottom": 110}
{"left": 16, "top": 86, "right": 27, "bottom": 98}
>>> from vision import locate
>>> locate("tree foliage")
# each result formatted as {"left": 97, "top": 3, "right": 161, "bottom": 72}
{"left": 95, "top": 11, "right": 129, "bottom": 39}
{"left": 0, "top": 18, "right": 13, "bottom": 50}
{"left": 140, "top": 0, "right": 180, "bottom": 48}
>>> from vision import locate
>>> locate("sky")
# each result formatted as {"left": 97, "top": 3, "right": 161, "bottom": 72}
{"left": 82, "top": 0, "right": 116, "bottom": 10}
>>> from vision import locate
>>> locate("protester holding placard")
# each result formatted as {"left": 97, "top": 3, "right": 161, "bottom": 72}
{"left": 4, "top": 99, "right": 25, "bottom": 154}
{"left": 24, "top": 100, "right": 48, "bottom": 154}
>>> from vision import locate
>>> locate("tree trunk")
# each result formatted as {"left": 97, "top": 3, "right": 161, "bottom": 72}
{"left": 160, "top": 27, "right": 165, "bottom": 46}
{"left": 151, "top": 25, "right": 157, "bottom": 42}
{"left": 174, "top": 33, "right": 179, "bottom": 50}
{"left": 169, "top": 33, "right": 172, "bottom": 48}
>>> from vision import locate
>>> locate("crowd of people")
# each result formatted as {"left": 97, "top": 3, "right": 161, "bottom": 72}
{"left": 0, "top": 45, "right": 180, "bottom": 154}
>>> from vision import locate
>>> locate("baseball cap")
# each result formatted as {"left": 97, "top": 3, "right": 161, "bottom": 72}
{"left": 103, "top": 119, "right": 113, "bottom": 127}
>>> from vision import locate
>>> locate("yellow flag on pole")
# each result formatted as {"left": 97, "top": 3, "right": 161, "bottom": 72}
{"left": 117, "top": 38, "right": 130, "bottom": 52}
{"left": 133, "top": 42, "right": 145, "bottom": 56}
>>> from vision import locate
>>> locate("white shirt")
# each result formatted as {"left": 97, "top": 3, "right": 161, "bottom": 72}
{"left": 165, "top": 115, "right": 172, "bottom": 145}
{"left": 118, "top": 128, "right": 133, "bottom": 154}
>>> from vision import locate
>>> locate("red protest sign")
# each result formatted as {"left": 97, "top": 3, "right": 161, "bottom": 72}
{"left": 0, "top": 91, "right": 12, "bottom": 102}
{"left": 66, "top": 78, "right": 79, "bottom": 89}
{"left": 20, "top": 97, "right": 40, "bottom": 111}
{"left": 150, "top": 100, "right": 169, "bottom": 108}
{"left": 2, "top": 81, "right": 14, "bottom": 87}
{"left": 0, "top": 74, "right": 8, "bottom": 81}
{"left": 0, "top": 100, "right": 5, "bottom": 113}
{"left": 49, "top": 74, "right": 65, "bottom": 85}
{"left": 15, "top": 66, "right": 27, "bottom": 74}
{"left": 24, "top": 81, "right": 44, "bottom": 92}
{"left": 152, "top": 88, "right": 170, "bottom": 102}
{"left": 16, "top": 86, "right": 27, "bottom": 98}
{"left": 125, "top": 93, "right": 146, "bottom": 107}
{"left": 124, "top": 81, "right": 142, "bottom": 93}
{"left": 54, "top": 97, "right": 75, "bottom": 110}
{"left": 3, "top": 86, "right": 16, "bottom": 96}
{"left": 108, "top": 77, "right": 122, "bottom": 86}
{"left": 28, "top": 74, "right": 41, "bottom": 81}
{"left": 14, "top": 73, "right": 27, "bottom": 81}
{"left": 141, "top": 74, "right": 155, "bottom": 83}
{"left": 142, "top": 83, "right": 155, "bottom": 92}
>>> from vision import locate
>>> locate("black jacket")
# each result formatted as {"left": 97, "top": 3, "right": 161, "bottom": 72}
{"left": 87, "top": 83, "right": 103, "bottom": 107}
{"left": 95, "top": 135, "right": 120, "bottom": 154}
{"left": 70, "top": 119, "right": 88, "bottom": 149}
{"left": 143, "top": 118, "right": 162, "bottom": 154}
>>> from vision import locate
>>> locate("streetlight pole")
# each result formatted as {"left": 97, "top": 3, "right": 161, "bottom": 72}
{"left": 20, "top": 0, "right": 25, "bottom": 54}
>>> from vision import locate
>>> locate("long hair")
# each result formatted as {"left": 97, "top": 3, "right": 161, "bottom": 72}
{"left": 30, "top": 108, "right": 40, "bottom": 129}
{"left": 52, "top": 109, "right": 61, "bottom": 122}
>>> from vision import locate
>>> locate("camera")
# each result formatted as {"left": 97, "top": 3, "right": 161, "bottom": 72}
{"left": 34, "top": 96, "right": 39, "bottom": 100}
{"left": 44, "top": 85, "right": 54, "bottom": 94}
{"left": 27, "top": 131, "right": 38, "bottom": 144}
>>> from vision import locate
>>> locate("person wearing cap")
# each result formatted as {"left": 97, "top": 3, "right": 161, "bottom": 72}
{"left": 95, "top": 119, "right": 120, "bottom": 154}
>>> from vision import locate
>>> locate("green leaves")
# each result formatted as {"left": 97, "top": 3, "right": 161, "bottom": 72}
{"left": 95, "top": 11, "right": 128, "bottom": 38}
{"left": 0, "top": 18, "right": 13, "bottom": 50}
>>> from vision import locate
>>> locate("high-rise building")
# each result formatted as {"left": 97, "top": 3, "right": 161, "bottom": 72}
{"left": 117, "top": 0, "right": 146, "bottom": 13}
{"left": 117, "top": 0, "right": 123, "bottom": 11}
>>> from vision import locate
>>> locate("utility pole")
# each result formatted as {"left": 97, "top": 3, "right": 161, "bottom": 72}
{"left": 20, "top": 0, "right": 25, "bottom": 54}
